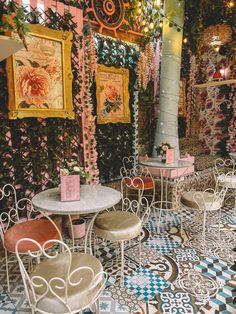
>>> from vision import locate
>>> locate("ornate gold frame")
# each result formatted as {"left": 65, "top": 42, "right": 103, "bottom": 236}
{"left": 96, "top": 64, "right": 130, "bottom": 124}
{"left": 6, "top": 24, "right": 74, "bottom": 119}
{"left": 178, "top": 79, "right": 187, "bottom": 117}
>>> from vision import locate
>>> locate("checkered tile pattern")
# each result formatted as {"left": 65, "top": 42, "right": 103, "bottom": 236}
{"left": 194, "top": 256, "right": 236, "bottom": 284}
{"left": 145, "top": 210, "right": 181, "bottom": 233}
{"left": 144, "top": 234, "right": 180, "bottom": 254}
{"left": 95, "top": 243, "right": 117, "bottom": 263}
{"left": 200, "top": 284, "right": 236, "bottom": 314}
{"left": 124, "top": 267, "right": 169, "bottom": 302}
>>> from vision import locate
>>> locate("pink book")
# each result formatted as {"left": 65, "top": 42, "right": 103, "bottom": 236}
{"left": 60, "top": 175, "right": 80, "bottom": 202}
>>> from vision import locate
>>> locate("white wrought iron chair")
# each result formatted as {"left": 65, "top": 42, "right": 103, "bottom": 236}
{"left": 0, "top": 184, "right": 61, "bottom": 291}
{"left": 16, "top": 238, "right": 107, "bottom": 314}
{"left": 86, "top": 177, "right": 150, "bottom": 284}
{"left": 120, "top": 156, "right": 155, "bottom": 206}
{"left": 180, "top": 172, "right": 231, "bottom": 246}
{"left": 214, "top": 158, "right": 236, "bottom": 208}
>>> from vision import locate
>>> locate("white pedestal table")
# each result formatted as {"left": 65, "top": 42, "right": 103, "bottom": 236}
{"left": 140, "top": 159, "right": 193, "bottom": 233}
{"left": 32, "top": 185, "right": 122, "bottom": 249}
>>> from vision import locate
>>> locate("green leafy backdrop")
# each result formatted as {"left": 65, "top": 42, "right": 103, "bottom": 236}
{"left": 0, "top": 2, "right": 83, "bottom": 199}
{"left": 92, "top": 34, "right": 139, "bottom": 182}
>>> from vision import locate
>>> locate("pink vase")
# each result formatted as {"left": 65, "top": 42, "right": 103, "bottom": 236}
{"left": 166, "top": 148, "right": 175, "bottom": 164}
{"left": 69, "top": 218, "right": 86, "bottom": 239}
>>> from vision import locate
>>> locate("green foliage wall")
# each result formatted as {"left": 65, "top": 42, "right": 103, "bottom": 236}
{"left": 0, "top": 3, "right": 83, "bottom": 198}
{"left": 92, "top": 34, "right": 139, "bottom": 182}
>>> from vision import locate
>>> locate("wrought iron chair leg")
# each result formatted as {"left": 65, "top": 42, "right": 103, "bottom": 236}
{"left": 5, "top": 249, "right": 10, "bottom": 292}
{"left": 139, "top": 235, "right": 142, "bottom": 268}
{"left": 120, "top": 241, "right": 124, "bottom": 285}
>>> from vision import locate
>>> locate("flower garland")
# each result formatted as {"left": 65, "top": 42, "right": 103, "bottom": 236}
{"left": 226, "top": 86, "right": 236, "bottom": 153}
{"left": 186, "top": 53, "right": 197, "bottom": 137}
{"left": 133, "top": 87, "right": 139, "bottom": 162}
{"left": 137, "top": 42, "right": 156, "bottom": 90}
{"left": 83, "top": 29, "right": 100, "bottom": 184}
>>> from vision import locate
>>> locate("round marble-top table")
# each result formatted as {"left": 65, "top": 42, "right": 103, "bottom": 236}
{"left": 140, "top": 158, "right": 193, "bottom": 233}
{"left": 32, "top": 185, "right": 121, "bottom": 215}
{"left": 32, "top": 185, "right": 121, "bottom": 248}
{"left": 140, "top": 158, "right": 193, "bottom": 169}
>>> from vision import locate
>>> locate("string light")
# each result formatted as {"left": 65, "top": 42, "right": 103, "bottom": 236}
{"left": 228, "top": 1, "right": 234, "bottom": 7}
{"left": 154, "top": 0, "right": 161, "bottom": 6}
{"left": 215, "top": 46, "right": 220, "bottom": 52}
{"left": 149, "top": 22, "right": 154, "bottom": 29}
{"left": 183, "top": 37, "right": 188, "bottom": 44}
{"left": 138, "top": 7, "right": 142, "bottom": 14}
{"left": 141, "top": 20, "right": 146, "bottom": 26}
{"left": 159, "top": 21, "right": 163, "bottom": 28}
{"left": 144, "top": 26, "right": 149, "bottom": 33}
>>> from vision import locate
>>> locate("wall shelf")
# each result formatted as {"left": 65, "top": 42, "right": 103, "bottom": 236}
{"left": 194, "top": 79, "right": 236, "bottom": 88}
{"left": 0, "top": 35, "right": 24, "bottom": 62}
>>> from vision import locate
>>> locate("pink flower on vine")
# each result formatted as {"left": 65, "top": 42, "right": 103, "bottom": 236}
{"left": 163, "top": 145, "right": 168, "bottom": 151}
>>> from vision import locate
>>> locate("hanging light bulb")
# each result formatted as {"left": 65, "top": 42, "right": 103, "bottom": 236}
{"left": 144, "top": 26, "right": 149, "bottom": 33}
{"left": 183, "top": 37, "right": 188, "bottom": 44}
{"left": 159, "top": 21, "right": 163, "bottom": 28}
{"left": 215, "top": 46, "right": 220, "bottom": 52}
{"left": 141, "top": 20, "right": 146, "bottom": 26}
{"left": 149, "top": 21, "right": 154, "bottom": 29}
{"left": 228, "top": 1, "right": 234, "bottom": 7}
{"left": 138, "top": 1, "right": 142, "bottom": 6}
{"left": 138, "top": 7, "right": 142, "bottom": 14}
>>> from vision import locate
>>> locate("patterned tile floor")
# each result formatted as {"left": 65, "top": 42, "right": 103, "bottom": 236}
{"left": 0, "top": 207, "right": 236, "bottom": 313}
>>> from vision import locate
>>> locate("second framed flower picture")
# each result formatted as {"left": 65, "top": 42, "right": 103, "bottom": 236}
{"left": 96, "top": 64, "right": 130, "bottom": 124}
{"left": 6, "top": 24, "right": 74, "bottom": 119}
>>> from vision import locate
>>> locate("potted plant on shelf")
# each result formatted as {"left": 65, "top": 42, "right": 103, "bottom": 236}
{"left": 0, "top": 1, "right": 28, "bottom": 61}
{"left": 155, "top": 143, "right": 175, "bottom": 164}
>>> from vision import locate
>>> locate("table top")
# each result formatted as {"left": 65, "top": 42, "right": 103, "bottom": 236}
{"left": 32, "top": 185, "right": 122, "bottom": 215}
{"left": 140, "top": 158, "right": 193, "bottom": 169}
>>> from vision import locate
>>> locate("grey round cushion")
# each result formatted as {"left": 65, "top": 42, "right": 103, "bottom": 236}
{"left": 180, "top": 191, "right": 221, "bottom": 210}
{"left": 94, "top": 210, "right": 142, "bottom": 241}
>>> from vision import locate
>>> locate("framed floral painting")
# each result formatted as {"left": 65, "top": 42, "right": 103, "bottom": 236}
{"left": 96, "top": 64, "right": 130, "bottom": 124}
{"left": 178, "top": 79, "right": 187, "bottom": 117}
{"left": 6, "top": 24, "right": 74, "bottom": 119}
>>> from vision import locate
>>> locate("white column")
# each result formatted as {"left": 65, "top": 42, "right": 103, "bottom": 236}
{"left": 153, "top": 0, "right": 185, "bottom": 159}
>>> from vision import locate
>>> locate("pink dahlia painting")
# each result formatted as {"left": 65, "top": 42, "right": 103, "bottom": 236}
{"left": 7, "top": 24, "right": 74, "bottom": 119}
{"left": 96, "top": 64, "right": 130, "bottom": 124}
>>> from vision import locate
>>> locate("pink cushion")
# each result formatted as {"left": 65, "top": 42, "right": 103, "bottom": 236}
{"left": 4, "top": 219, "right": 60, "bottom": 253}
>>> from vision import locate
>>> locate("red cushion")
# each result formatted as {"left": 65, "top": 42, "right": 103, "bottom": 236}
{"left": 4, "top": 219, "right": 60, "bottom": 253}
{"left": 125, "top": 176, "right": 154, "bottom": 190}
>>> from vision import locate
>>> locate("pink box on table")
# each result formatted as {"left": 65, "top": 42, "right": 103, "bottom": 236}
{"left": 60, "top": 175, "right": 80, "bottom": 202}
{"left": 166, "top": 148, "right": 175, "bottom": 164}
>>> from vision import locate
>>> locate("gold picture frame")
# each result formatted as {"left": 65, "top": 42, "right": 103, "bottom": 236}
{"left": 6, "top": 24, "right": 74, "bottom": 119}
{"left": 178, "top": 79, "right": 187, "bottom": 117}
{"left": 96, "top": 64, "right": 130, "bottom": 124}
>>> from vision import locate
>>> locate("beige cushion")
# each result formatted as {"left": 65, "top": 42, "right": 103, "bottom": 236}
{"left": 180, "top": 191, "right": 221, "bottom": 211}
{"left": 94, "top": 210, "right": 142, "bottom": 241}
{"left": 218, "top": 175, "right": 236, "bottom": 189}
{"left": 30, "top": 252, "right": 103, "bottom": 313}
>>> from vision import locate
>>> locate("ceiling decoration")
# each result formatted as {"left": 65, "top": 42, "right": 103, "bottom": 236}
{"left": 86, "top": 0, "right": 129, "bottom": 37}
